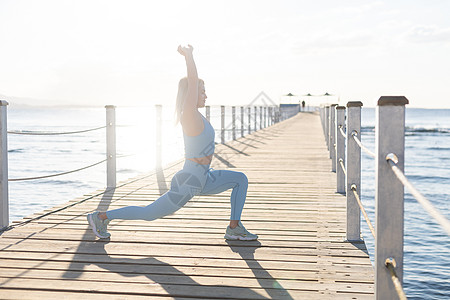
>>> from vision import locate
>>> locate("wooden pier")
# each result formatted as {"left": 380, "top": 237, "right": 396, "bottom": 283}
{"left": 0, "top": 112, "right": 374, "bottom": 299}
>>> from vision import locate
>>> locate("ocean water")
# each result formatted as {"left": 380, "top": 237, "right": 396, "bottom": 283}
{"left": 359, "top": 108, "right": 450, "bottom": 300}
{"left": 4, "top": 106, "right": 449, "bottom": 299}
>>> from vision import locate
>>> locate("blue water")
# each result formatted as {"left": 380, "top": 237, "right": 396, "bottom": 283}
{"left": 4, "top": 106, "right": 450, "bottom": 299}
{"left": 360, "top": 108, "right": 450, "bottom": 300}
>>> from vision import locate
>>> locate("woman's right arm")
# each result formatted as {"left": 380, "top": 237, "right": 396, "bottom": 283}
{"left": 178, "top": 45, "right": 203, "bottom": 135}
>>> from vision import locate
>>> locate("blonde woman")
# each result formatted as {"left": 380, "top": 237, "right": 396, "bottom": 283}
{"left": 88, "top": 45, "right": 257, "bottom": 241}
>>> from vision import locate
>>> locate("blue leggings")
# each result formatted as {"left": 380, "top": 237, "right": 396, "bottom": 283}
{"left": 106, "top": 160, "right": 248, "bottom": 221}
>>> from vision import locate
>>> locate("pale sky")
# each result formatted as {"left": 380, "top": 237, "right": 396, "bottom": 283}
{"left": 1, "top": 0, "right": 449, "bottom": 108}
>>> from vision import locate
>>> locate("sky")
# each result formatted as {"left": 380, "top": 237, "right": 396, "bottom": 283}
{"left": 0, "top": 0, "right": 450, "bottom": 108}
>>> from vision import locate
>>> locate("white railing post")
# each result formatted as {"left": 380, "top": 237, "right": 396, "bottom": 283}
{"left": 325, "top": 105, "right": 330, "bottom": 150}
{"left": 320, "top": 106, "right": 326, "bottom": 136}
{"left": 106, "top": 105, "right": 116, "bottom": 189}
{"left": 232, "top": 106, "right": 236, "bottom": 140}
{"left": 221, "top": 105, "right": 225, "bottom": 144}
{"left": 269, "top": 107, "right": 272, "bottom": 126}
{"left": 264, "top": 107, "right": 267, "bottom": 128}
{"left": 330, "top": 104, "right": 337, "bottom": 171}
{"left": 277, "top": 106, "right": 281, "bottom": 123}
{"left": 335, "top": 106, "right": 346, "bottom": 193}
{"left": 0, "top": 100, "right": 9, "bottom": 228}
{"left": 155, "top": 105, "right": 162, "bottom": 168}
{"left": 375, "top": 96, "right": 408, "bottom": 299}
{"left": 248, "top": 106, "right": 251, "bottom": 134}
{"left": 205, "top": 105, "right": 210, "bottom": 122}
{"left": 259, "top": 106, "right": 263, "bottom": 130}
{"left": 346, "top": 101, "right": 363, "bottom": 241}
{"left": 240, "top": 106, "right": 244, "bottom": 137}
{"left": 254, "top": 106, "right": 257, "bottom": 131}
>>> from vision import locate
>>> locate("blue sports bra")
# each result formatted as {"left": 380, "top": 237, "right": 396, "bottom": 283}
{"left": 183, "top": 115, "right": 215, "bottom": 159}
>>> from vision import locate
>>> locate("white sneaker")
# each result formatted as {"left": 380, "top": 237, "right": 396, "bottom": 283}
{"left": 87, "top": 212, "right": 111, "bottom": 239}
{"left": 224, "top": 221, "right": 258, "bottom": 241}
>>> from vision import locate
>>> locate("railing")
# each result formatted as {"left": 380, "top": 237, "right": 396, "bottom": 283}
{"left": 320, "top": 97, "right": 450, "bottom": 300}
{"left": 0, "top": 102, "right": 292, "bottom": 230}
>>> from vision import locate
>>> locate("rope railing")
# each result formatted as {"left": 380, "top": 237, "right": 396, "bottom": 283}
{"left": 8, "top": 159, "right": 107, "bottom": 182}
{"left": 7, "top": 125, "right": 106, "bottom": 135}
{"left": 385, "top": 258, "right": 408, "bottom": 300}
{"left": 351, "top": 184, "right": 375, "bottom": 238}
{"left": 387, "top": 154, "right": 450, "bottom": 236}
{"left": 7, "top": 154, "right": 135, "bottom": 182}
{"left": 352, "top": 131, "right": 376, "bottom": 158}
{"left": 338, "top": 125, "right": 346, "bottom": 138}
{"left": 338, "top": 158, "right": 346, "bottom": 176}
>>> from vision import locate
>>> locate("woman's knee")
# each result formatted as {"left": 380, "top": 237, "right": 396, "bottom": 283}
{"left": 235, "top": 172, "right": 248, "bottom": 186}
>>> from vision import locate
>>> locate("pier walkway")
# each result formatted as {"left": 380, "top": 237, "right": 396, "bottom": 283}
{"left": 0, "top": 112, "right": 374, "bottom": 299}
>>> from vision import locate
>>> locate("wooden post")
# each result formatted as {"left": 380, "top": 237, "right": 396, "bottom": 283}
{"left": 240, "top": 106, "right": 244, "bottom": 137}
{"left": 375, "top": 96, "right": 408, "bottom": 299}
{"left": 106, "top": 105, "right": 116, "bottom": 188}
{"left": 221, "top": 105, "right": 225, "bottom": 144}
{"left": 155, "top": 105, "right": 162, "bottom": 169}
{"left": 0, "top": 100, "right": 9, "bottom": 228}
{"left": 330, "top": 104, "right": 337, "bottom": 170}
{"left": 346, "top": 101, "right": 363, "bottom": 242}
{"left": 205, "top": 105, "right": 210, "bottom": 122}
{"left": 248, "top": 106, "right": 251, "bottom": 134}
{"left": 232, "top": 106, "right": 236, "bottom": 140}
{"left": 335, "top": 106, "right": 346, "bottom": 194}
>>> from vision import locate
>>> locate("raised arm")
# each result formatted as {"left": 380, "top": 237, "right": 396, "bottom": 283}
{"left": 178, "top": 45, "right": 203, "bottom": 135}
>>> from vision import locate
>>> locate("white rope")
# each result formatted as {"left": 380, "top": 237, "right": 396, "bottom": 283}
{"left": 339, "top": 158, "right": 347, "bottom": 176}
{"left": 385, "top": 258, "right": 408, "bottom": 300}
{"left": 387, "top": 157, "right": 450, "bottom": 236}
{"left": 8, "top": 126, "right": 106, "bottom": 135}
{"left": 8, "top": 159, "right": 107, "bottom": 182}
{"left": 352, "top": 132, "right": 376, "bottom": 158}
{"left": 339, "top": 126, "right": 346, "bottom": 138}
{"left": 351, "top": 184, "right": 376, "bottom": 239}
{"left": 8, "top": 154, "right": 135, "bottom": 182}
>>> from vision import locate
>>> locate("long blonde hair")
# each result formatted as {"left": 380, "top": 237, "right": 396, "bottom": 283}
{"left": 175, "top": 77, "right": 203, "bottom": 124}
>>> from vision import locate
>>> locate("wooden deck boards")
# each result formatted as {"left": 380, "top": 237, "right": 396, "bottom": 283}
{"left": 0, "top": 112, "right": 374, "bottom": 299}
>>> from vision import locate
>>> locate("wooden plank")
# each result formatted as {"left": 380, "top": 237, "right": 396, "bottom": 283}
{"left": 0, "top": 263, "right": 373, "bottom": 285}
{"left": 0, "top": 251, "right": 374, "bottom": 273}
{"left": 0, "top": 229, "right": 370, "bottom": 251}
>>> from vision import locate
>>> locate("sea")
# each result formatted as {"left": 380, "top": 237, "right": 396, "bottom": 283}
{"left": 4, "top": 105, "right": 450, "bottom": 299}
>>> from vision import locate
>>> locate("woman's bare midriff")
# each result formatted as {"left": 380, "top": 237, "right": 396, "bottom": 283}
{"left": 187, "top": 155, "right": 213, "bottom": 165}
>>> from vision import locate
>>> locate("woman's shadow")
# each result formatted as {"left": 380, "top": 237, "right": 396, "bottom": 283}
{"left": 62, "top": 238, "right": 292, "bottom": 299}
{"left": 226, "top": 240, "right": 294, "bottom": 300}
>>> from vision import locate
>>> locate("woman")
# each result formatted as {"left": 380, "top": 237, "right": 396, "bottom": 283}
{"left": 87, "top": 45, "right": 257, "bottom": 241}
